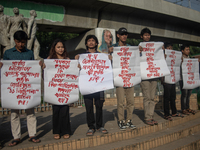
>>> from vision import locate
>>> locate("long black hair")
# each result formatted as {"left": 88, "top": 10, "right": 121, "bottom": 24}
{"left": 48, "top": 39, "right": 68, "bottom": 59}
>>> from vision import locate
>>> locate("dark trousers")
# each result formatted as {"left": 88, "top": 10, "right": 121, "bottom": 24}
{"left": 179, "top": 80, "right": 192, "bottom": 110}
{"left": 83, "top": 92, "right": 104, "bottom": 130}
{"left": 163, "top": 83, "right": 177, "bottom": 116}
{"left": 53, "top": 105, "right": 71, "bottom": 135}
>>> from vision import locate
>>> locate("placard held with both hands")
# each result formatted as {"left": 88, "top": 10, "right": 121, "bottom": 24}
{"left": 44, "top": 59, "right": 79, "bottom": 105}
{"left": 112, "top": 46, "right": 141, "bottom": 87}
{"left": 1, "top": 60, "right": 41, "bottom": 109}
{"left": 79, "top": 53, "right": 114, "bottom": 95}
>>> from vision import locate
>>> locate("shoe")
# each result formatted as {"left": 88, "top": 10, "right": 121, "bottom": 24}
{"left": 145, "top": 119, "right": 154, "bottom": 126}
{"left": 164, "top": 116, "right": 172, "bottom": 121}
{"left": 151, "top": 119, "right": 158, "bottom": 125}
{"left": 171, "top": 113, "right": 184, "bottom": 118}
{"left": 97, "top": 127, "right": 108, "bottom": 134}
{"left": 118, "top": 120, "right": 126, "bottom": 130}
{"left": 125, "top": 120, "right": 136, "bottom": 129}
{"left": 182, "top": 109, "right": 189, "bottom": 115}
{"left": 186, "top": 109, "right": 195, "bottom": 115}
{"left": 63, "top": 134, "right": 70, "bottom": 139}
{"left": 86, "top": 129, "right": 95, "bottom": 136}
{"left": 53, "top": 134, "right": 60, "bottom": 140}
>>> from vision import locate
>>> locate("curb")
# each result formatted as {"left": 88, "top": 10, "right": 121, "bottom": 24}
{"left": 112, "top": 121, "right": 200, "bottom": 150}
{"left": 174, "top": 139, "right": 200, "bottom": 150}
{"left": 16, "top": 111, "right": 200, "bottom": 150}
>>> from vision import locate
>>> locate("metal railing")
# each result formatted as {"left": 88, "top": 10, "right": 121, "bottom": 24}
{"left": 0, "top": 82, "right": 181, "bottom": 115}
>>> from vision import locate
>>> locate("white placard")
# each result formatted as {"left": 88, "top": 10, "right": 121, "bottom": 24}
{"left": 164, "top": 50, "right": 182, "bottom": 84}
{"left": 112, "top": 46, "right": 141, "bottom": 87}
{"left": 140, "top": 42, "right": 170, "bottom": 80}
{"left": 79, "top": 53, "right": 114, "bottom": 95}
{"left": 1, "top": 60, "right": 41, "bottom": 109}
{"left": 182, "top": 58, "right": 200, "bottom": 89}
{"left": 44, "top": 59, "right": 79, "bottom": 105}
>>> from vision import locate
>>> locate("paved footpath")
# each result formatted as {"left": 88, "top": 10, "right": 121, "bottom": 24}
{"left": 0, "top": 106, "right": 180, "bottom": 149}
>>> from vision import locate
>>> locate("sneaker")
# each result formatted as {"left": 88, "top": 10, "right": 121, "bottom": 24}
{"left": 118, "top": 120, "right": 126, "bottom": 130}
{"left": 125, "top": 120, "right": 136, "bottom": 129}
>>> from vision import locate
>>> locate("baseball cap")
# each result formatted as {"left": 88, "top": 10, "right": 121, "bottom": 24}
{"left": 117, "top": 27, "right": 128, "bottom": 35}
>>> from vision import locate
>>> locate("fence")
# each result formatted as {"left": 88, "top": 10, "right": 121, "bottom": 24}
{"left": 0, "top": 81, "right": 182, "bottom": 115}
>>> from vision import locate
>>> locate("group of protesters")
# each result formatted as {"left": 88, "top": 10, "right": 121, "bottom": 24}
{"left": 0, "top": 26, "right": 197, "bottom": 147}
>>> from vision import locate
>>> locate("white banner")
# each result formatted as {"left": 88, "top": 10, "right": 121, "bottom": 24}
{"left": 164, "top": 50, "right": 182, "bottom": 84}
{"left": 182, "top": 58, "right": 200, "bottom": 89}
{"left": 140, "top": 42, "right": 170, "bottom": 80}
{"left": 1, "top": 60, "right": 41, "bottom": 109}
{"left": 44, "top": 59, "right": 79, "bottom": 105}
{"left": 79, "top": 53, "right": 114, "bottom": 95}
{"left": 112, "top": 46, "right": 141, "bottom": 87}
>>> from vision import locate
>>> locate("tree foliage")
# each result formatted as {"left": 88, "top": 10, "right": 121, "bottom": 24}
{"left": 190, "top": 46, "right": 200, "bottom": 56}
{"left": 36, "top": 32, "right": 79, "bottom": 58}
{"left": 37, "top": 32, "right": 200, "bottom": 58}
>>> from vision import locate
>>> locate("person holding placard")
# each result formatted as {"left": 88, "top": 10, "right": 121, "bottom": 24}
{"left": 139, "top": 28, "right": 158, "bottom": 126}
{"left": 0, "top": 31, "right": 41, "bottom": 146}
{"left": 179, "top": 45, "right": 195, "bottom": 115}
{"left": 42, "top": 39, "right": 72, "bottom": 140}
{"left": 75, "top": 35, "right": 108, "bottom": 136}
{"left": 110, "top": 27, "right": 136, "bottom": 130}
{"left": 162, "top": 42, "right": 183, "bottom": 121}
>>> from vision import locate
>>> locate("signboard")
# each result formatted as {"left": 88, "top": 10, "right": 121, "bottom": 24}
{"left": 112, "top": 46, "right": 141, "bottom": 87}
{"left": 140, "top": 42, "right": 170, "bottom": 80}
{"left": 79, "top": 53, "right": 114, "bottom": 95}
{"left": 164, "top": 50, "right": 182, "bottom": 84}
{"left": 44, "top": 59, "right": 79, "bottom": 105}
{"left": 1, "top": 60, "right": 41, "bottom": 109}
{"left": 182, "top": 58, "right": 200, "bottom": 89}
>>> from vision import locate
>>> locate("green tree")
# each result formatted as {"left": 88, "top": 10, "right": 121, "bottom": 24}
{"left": 173, "top": 44, "right": 179, "bottom": 51}
{"left": 36, "top": 32, "right": 79, "bottom": 58}
{"left": 126, "top": 38, "right": 143, "bottom": 46}
{"left": 190, "top": 46, "right": 200, "bottom": 56}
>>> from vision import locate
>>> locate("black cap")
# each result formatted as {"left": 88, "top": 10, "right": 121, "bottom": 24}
{"left": 117, "top": 27, "right": 128, "bottom": 35}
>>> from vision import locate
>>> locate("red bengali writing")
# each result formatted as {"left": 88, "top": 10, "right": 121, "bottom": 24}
{"left": 117, "top": 47, "right": 135, "bottom": 87}
{"left": 117, "top": 47, "right": 132, "bottom": 57}
{"left": 48, "top": 60, "right": 78, "bottom": 104}
{"left": 5, "top": 61, "right": 40, "bottom": 106}
{"left": 186, "top": 60, "right": 195, "bottom": 84}
{"left": 169, "top": 51, "right": 176, "bottom": 82}
{"left": 55, "top": 93, "right": 70, "bottom": 104}
{"left": 143, "top": 48, "right": 155, "bottom": 52}
{"left": 7, "top": 86, "right": 39, "bottom": 96}
{"left": 82, "top": 54, "right": 109, "bottom": 83}
{"left": 48, "top": 82, "right": 78, "bottom": 89}
{"left": 145, "top": 43, "right": 160, "bottom": 78}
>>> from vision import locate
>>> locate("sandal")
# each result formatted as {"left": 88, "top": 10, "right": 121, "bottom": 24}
{"left": 152, "top": 119, "right": 158, "bottom": 125}
{"left": 8, "top": 139, "right": 21, "bottom": 147}
{"left": 172, "top": 113, "right": 184, "bottom": 118}
{"left": 63, "top": 134, "right": 70, "bottom": 139}
{"left": 28, "top": 136, "right": 41, "bottom": 143}
{"left": 164, "top": 116, "right": 172, "bottom": 121}
{"left": 182, "top": 109, "right": 189, "bottom": 115}
{"left": 54, "top": 134, "right": 60, "bottom": 140}
{"left": 97, "top": 127, "right": 108, "bottom": 134}
{"left": 86, "top": 129, "right": 95, "bottom": 136}
{"left": 145, "top": 119, "right": 154, "bottom": 126}
{"left": 186, "top": 109, "right": 195, "bottom": 115}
